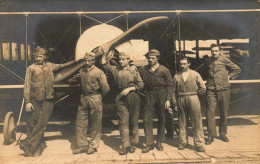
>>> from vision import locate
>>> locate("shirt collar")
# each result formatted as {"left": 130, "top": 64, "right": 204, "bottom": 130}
{"left": 119, "top": 64, "right": 130, "bottom": 71}
{"left": 151, "top": 63, "right": 159, "bottom": 71}
{"left": 86, "top": 65, "right": 95, "bottom": 71}
{"left": 34, "top": 62, "right": 46, "bottom": 68}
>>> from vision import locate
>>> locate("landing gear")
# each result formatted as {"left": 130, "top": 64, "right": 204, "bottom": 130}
{"left": 3, "top": 112, "right": 17, "bottom": 145}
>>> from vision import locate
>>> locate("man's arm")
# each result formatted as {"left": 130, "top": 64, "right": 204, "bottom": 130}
{"left": 196, "top": 72, "right": 206, "bottom": 95}
{"left": 24, "top": 66, "right": 34, "bottom": 112}
{"left": 24, "top": 67, "right": 32, "bottom": 104}
{"left": 171, "top": 76, "right": 178, "bottom": 111}
{"left": 99, "top": 71, "right": 110, "bottom": 97}
{"left": 164, "top": 68, "right": 174, "bottom": 101}
{"left": 134, "top": 67, "right": 145, "bottom": 91}
{"left": 225, "top": 57, "right": 241, "bottom": 80}
{"left": 164, "top": 68, "right": 174, "bottom": 109}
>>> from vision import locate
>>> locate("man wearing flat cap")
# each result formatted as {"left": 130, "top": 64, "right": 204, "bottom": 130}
{"left": 101, "top": 51, "right": 144, "bottom": 155}
{"left": 21, "top": 46, "right": 75, "bottom": 156}
{"left": 70, "top": 51, "right": 110, "bottom": 155}
{"left": 139, "top": 49, "right": 174, "bottom": 153}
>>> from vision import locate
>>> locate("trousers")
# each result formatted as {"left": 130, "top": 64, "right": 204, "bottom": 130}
{"left": 115, "top": 91, "right": 140, "bottom": 147}
{"left": 206, "top": 89, "right": 230, "bottom": 136}
{"left": 26, "top": 99, "right": 53, "bottom": 154}
{"left": 178, "top": 95, "right": 204, "bottom": 146}
{"left": 144, "top": 89, "right": 167, "bottom": 145}
{"left": 165, "top": 109, "right": 175, "bottom": 137}
{"left": 76, "top": 94, "right": 103, "bottom": 149}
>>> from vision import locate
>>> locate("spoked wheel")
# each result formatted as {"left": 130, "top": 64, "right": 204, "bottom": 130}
{"left": 3, "top": 112, "right": 17, "bottom": 145}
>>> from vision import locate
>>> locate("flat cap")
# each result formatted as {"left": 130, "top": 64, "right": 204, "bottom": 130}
{"left": 84, "top": 51, "right": 95, "bottom": 60}
{"left": 148, "top": 49, "right": 160, "bottom": 57}
{"left": 33, "top": 46, "right": 46, "bottom": 56}
{"left": 119, "top": 52, "right": 130, "bottom": 59}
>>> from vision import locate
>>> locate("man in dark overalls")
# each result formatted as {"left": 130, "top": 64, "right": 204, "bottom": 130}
{"left": 139, "top": 49, "right": 174, "bottom": 153}
{"left": 72, "top": 52, "right": 110, "bottom": 154}
{"left": 205, "top": 44, "right": 241, "bottom": 144}
{"left": 101, "top": 52, "right": 144, "bottom": 155}
{"left": 21, "top": 46, "right": 75, "bottom": 156}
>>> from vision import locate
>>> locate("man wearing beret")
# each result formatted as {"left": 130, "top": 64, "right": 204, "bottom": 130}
{"left": 101, "top": 52, "right": 144, "bottom": 155}
{"left": 21, "top": 46, "right": 75, "bottom": 156}
{"left": 205, "top": 44, "right": 241, "bottom": 145}
{"left": 139, "top": 49, "right": 174, "bottom": 153}
{"left": 71, "top": 52, "right": 110, "bottom": 154}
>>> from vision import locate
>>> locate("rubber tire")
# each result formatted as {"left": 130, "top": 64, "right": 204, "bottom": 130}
{"left": 3, "top": 112, "right": 17, "bottom": 145}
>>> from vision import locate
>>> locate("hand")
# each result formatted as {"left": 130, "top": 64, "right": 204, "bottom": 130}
{"left": 25, "top": 103, "right": 34, "bottom": 112}
{"left": 174, "top": 106, "right": 178, "bottom": 112}
{"left": 168, "top": 107, "right": 173, "bottom": 115}
{"left": 121, "top": 88, "right": 131, "bottom": 96}
{"left": 164, "top": 100, "right": 170, "bottom": 109}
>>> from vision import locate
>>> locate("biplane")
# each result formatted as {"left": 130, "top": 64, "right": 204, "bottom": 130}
{"left": 1, "top": 1, "right": 260, "bottom": 145}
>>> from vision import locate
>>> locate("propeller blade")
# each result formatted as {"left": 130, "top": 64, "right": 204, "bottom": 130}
{"left": 54, "top": 16, "right": 169, "bottom": 83}
{"left": 93, "top": 16, "right": 170, "bottom": 58}
{"left": 54, "top": 59, "right": 85, "bottom": 83}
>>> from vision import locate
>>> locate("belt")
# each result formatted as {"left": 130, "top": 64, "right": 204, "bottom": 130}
{"left": 81, "top": 92, "right": 99, "bottom": 96}
{"left": 177, "top": 92, "right": 197, "bottom": 97}
{"left": 146, "top": 86, "right": 166, "bottom": 91}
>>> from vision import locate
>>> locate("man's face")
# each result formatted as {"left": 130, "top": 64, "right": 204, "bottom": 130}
{"left": 148, "top": 56, "right": 158, "bottom": 66}
{"left": 211, "top": 46, "right": 220, "bottom": 58}
{"left": 84, "top": 58, "right": 95, "bottom": 68}
{"left": 34, "top": 54, "right": 46, "bottom": 65}
{"left": 179, "top": 59, "right": 190, "bottom": 72}
{"left": 119, "top": 58, "right": 129, "bottom": 67}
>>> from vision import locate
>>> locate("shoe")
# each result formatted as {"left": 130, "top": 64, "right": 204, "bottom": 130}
{"left": 19, "top": 140, "right": 33, "bottom": 157}
{"left": 87, "top": 147, "right": 97, "bottom": 154}
{"left": 205, "top": 136, "right": 214, "bottom": 145}
{"left": 72, "top": 146, "right": 88, "bottom": 154}
{"left": 219, "top": 134, "right": 229, "bottom": 142}
{"left": 178, "top": 144, "right": 187, "bottom": 150}
{"left": 119, "top": 146, "right": 130, "bottom": 155}
{"left": 142, "top": 145, "right": 154, "bottom": 153}
{"left": 34, "top": 143, "right": 47, "bottom": 157}
{"left": 155, "top": 142, "right": 163, "bottom": 151}
{"left": 129, "top": 145, "right": 136, "bottom": 153}
{"left": 33, "top": 148, "right": 42, "bottom": 157}
{"left": 195, "top": 146, "right": 205, "bottom": 152}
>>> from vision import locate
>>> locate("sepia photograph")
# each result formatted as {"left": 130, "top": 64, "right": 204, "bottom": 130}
{"left": 0, "top": 0, "right": 259, "bottom": 163}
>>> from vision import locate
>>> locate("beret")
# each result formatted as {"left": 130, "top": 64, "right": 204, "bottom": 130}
{"left": 84, "top": 51, "right": 95, "bottom": 59}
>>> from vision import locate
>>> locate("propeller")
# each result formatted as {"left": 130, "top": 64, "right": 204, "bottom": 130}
{"left": 54, "top": 16, "right": 170, "bottom": 83}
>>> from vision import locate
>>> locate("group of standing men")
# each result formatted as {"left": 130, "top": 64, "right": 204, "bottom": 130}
{"left": 19, "top": 44, "right": 240, "bottom": 157}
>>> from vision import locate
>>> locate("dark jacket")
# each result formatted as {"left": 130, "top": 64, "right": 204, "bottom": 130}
{"left": 139, "top": 64, "right": 173, "bottom": 100}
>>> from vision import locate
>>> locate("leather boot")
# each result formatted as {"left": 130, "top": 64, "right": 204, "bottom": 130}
{"left": 178, "top": 143, "right": 187, "bottom": 150}
{"left": 205, "top": 136, "right": 214, "bottom": 145}
{"left": 119, "top": 146, "right": 130, "bottom": 155}
{"left": 72, "top": 146, "right": 88, "bottom": 154}
{"left": 87, "top": 147, "right": 97, "bottom": 154}
{"left": 142, "top": 145, "right": 154, "bottom": 153}
{"left": 155, "top": 142, "right": 163, "bottom": 151}
{"left": 195, "top": 146, "right": 205, "bottom": 152}
{"left": 129, "top": 145, "right": 136, "bottom": 153}
{"left": 219, "top": 134, "right": 229, "bottom": 142}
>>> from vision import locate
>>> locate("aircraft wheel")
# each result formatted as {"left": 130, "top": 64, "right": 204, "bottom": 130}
{"left": 3, "top": 112, "right": 17, "bottom": 145}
